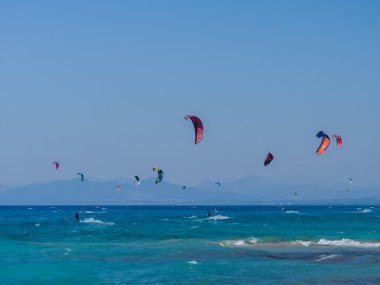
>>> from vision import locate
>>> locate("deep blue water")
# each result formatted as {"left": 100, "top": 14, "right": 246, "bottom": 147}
{"left": 1, "top": 206, "right": 380, "bottom": 284}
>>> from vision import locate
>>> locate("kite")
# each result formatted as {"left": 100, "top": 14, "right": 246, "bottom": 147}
{"left": 316, "top": 131, "right": 330, "bottom": 155}
{"left": 53, "top": 161, "right": 60, "bottom": 170}
{"left": 153, "top": 168, "right": 164, "bottom": 184}
{"left": 332, "top": 134, "right": 342, "bottom": 148}
{"left": 184, "top": 115, "right": 204, "bottom": 144}
{"left": 264, "top": 153, "right": 274, "bottom": 166}
{"left": 134, "top": 176, "right": 140, "bottom": 185}
{"left": 78, "top": 173, "right": 84, "bottom": 181}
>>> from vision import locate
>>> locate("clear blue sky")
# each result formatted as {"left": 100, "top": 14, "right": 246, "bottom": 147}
{"left": 0, "top": 1, "right": 379, "bottom": 187}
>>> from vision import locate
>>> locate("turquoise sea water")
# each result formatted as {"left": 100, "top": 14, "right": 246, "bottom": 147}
{"left": 1, "top": 206, "right": 380, "bottom": 284}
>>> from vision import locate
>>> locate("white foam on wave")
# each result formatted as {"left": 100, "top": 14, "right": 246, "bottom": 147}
{"left": 361, "top": 209, "right": 372, "bottom": 213}
{"left": 63, "top": 248, "right": 72, "bottom": 256}
{"left": 81, "top": 218, "right": 114, "bottom": 226}
{"left": 219, "top": 238, "right": 380, "bottom": 249}
{"left": 220, "top": 237, "right": 257, "bottom": 247}
{"left": 186, "top": 215, "right": 198, "bottom": 219}
{"left": 187, "top": 260, "right": 198, "bottom": 265}
{"left": 85, "top": 211, "right": 95, "bottom": 214}
{"left": 285, "top": 210, "right": 301, "bottom": 214}
{"left": 35, "top": 223, "right": 40, "bottom": 227}
{"left": 208, "top": 215, "right": 230, "bottom": 220}
{"left": 295, "top": 238, "right": 380, "bottom": 248}
{"left": 192, "top": 226, "right": 199, "bottom": 229}
{"left": 291, "top": 240, "right": 312, "bottom": 247}
{"left": 316, "top": 254, "right": 339, "bottom": 262}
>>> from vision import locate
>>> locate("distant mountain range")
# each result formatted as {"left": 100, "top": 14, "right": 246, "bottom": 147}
{"left": 0, "top": 176, "right": 379, "bottom": 205}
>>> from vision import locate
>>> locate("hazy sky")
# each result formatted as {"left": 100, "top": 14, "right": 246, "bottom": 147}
{"left": 0, "top": 1, "right": 379, "bottom": 187}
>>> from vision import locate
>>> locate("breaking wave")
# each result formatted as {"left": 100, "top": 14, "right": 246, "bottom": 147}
{"left": 316, "top": 254, "right": 340, "bottom": 262}
{"left": 208, "top": 215, "right": 230, "bottom": 220}
{"left": 62, "top": 248, "right": 72, "bottom": 256}
{"left": 81, "top": 218, "right": 114, "bottom": 226}
{"left": 361, "top": 209, "right": 372, "bottom": 213}
{"left": 220, "top": 237, "right": 257, "bottom": 247}
{"left": 220, "top": 238, "right": 380, "bottom": 248}
{"left": 186, "top": 215, "right": 198, "bottom": 219}
{"left": 292, "top": 239, "right": 380, "bottom": 248}
{"left": 285, "top": 210, "right": 301, "bottom": 214}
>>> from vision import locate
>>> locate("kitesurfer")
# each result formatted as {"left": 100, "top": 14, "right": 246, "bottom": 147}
{"left": 74, "top": 212, "right": 80, "bottom": 222}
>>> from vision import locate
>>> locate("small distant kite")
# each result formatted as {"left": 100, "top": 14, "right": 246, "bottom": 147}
{"left": 153, "top": 168, "right": 164, "bottom": 184}
{"left": 316, "top": 131, "right": 330, "bottom": 155}
{"left": 78, "top": 173, "right": 84, "bottom": 181}
{"left": 215, "top": 182, "right": 221, "bottom": 187}
{"left": 116, "top": 185, "right": 121, "bottom": 192}
{"left": 134, "top": 176, "right": 140, "bottom": 185}
{"left": 184, "top": 115, "right": 204, "bottom": 144}
{"left": 182, "top": 186, "right": 186, "bottom": 190}
{"left": 332, "top": 134, "right": 342, "bottom": 148}
{"left": 53, "top": 161, "right": 60, "bottom": 170}
{"left": 264, "top": 153, "right": 274, "bottom": 167}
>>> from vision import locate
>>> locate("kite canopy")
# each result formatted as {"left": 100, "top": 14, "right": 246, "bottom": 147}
{"left": 116, "top": 185, "right": 121, "bottom": 192}
{"left": 184, "top": 115, "right": 203, "bottom": 144}
{"left": 215, "top": 182, "right": 221, "bottom": 187}
{"left": 332, "top": 133, "right": 342, "bottom": 148}
{"left": 153, "top": 168, "right": 164, "bottom": 184}
{"left": 78, "top": 173, "right": 84, "bottom": 181}
{"left": 264, "top": 153, "right": 274, "bottom": 166}
{"left": 316, "top": 131, "right": 330, "bottom": 155}
{"left": 134, "top": 176, "right": 140, "bottom": 185}
{"left": 53, "top": 161, "right": 60, "bottom": 170}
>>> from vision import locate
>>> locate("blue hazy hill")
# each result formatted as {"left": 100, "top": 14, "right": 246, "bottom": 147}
{"left": 0, "top": 176, "right": 379, "bottom": 205}
{"left": 0, "top": 178, "right": 263, "bottom": 205}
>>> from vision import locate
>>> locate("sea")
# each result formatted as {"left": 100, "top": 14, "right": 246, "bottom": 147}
{"left": 1, "top": 205, "right": 380, "bottom": 284}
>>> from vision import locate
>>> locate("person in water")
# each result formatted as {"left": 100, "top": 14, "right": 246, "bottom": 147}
{"left": 75, "top": 212, "right": 80, "bottom": 222}
{"left": 207, "top": 210, "right": 212, "bottom": 218}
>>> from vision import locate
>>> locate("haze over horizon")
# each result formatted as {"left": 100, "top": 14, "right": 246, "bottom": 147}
{"left": 1, "top": 1, "right": 379, "bottom": 190}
